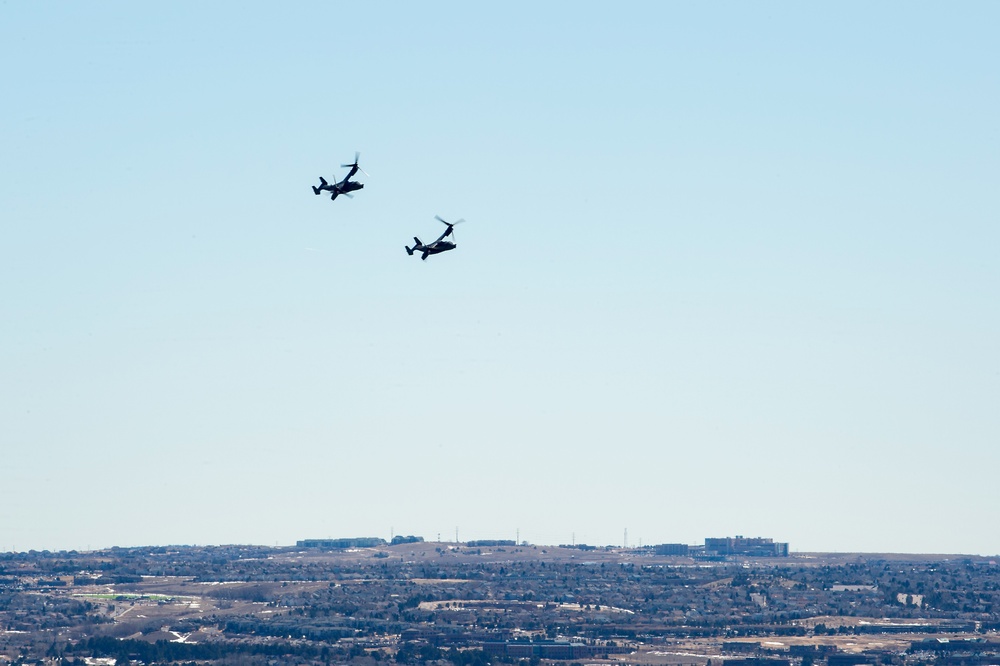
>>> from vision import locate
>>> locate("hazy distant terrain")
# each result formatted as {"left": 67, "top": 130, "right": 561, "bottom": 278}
{"left": 2, "top": 543, "right": 998, "bottom": 664}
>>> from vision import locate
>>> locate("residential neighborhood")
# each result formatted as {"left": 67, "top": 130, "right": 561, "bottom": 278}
{"left": 1, "top": 539, "right": 998, "bottom": 664}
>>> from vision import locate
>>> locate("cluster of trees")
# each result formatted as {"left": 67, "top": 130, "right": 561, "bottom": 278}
{"left": 59, "top": 637, "right": 512, "bottom": 666}
{"left": 391, "top": 535, "right": 424, "bottom": 546}
{"left": 69, "top": 636, "right": 327, "bottom": 663}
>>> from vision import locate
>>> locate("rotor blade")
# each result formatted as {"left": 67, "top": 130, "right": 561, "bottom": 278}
{"left": 452, "top": 218, "right": 466, "bottom": 226}
{"left": 344, "top": 192, "right": 354, "bottom": 199}
{"left": 340, "top": 151, "right": 362, "bottom": 169}
{"left": 435, "top": 215, "right": 449, "bottom": 226}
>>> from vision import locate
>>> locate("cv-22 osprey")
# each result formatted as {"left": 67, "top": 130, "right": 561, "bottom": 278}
{"left": 312, "top": 152, "right": 368, "bottom": 201}
{"left": 406, "top": 216, "right": 465, "bottom": 260}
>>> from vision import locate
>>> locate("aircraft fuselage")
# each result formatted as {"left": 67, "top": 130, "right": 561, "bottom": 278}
{"left": 424, "top": 241, "right": 455, "bottom": 254}
{"left": 320, "top": 180, "right": 363, "bottom": 194}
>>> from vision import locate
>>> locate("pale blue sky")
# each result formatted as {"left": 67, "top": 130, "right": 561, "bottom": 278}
{"left": 2, "top": 3, "right": 998, "bottom": 554}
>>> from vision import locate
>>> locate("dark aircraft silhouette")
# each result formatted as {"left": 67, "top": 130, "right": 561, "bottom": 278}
{"left": 313, "top": 152, "right": 368, "bottom": 201}
{"left": 406, "top": 216, "right": 465, "bottom": 260}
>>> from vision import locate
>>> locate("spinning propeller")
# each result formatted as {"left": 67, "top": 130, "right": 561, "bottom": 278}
{"left": 435, "top": 215, "right": 465, "bottom": 238}
{"left": 341, "top": 151, "right": 370, "bottom": 177}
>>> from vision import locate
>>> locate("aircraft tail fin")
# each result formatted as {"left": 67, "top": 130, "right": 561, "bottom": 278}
{"left": 312, "top": 186, "right": 320, "bottom": 195}
{"left": 405, "top": 245, "right": 414, "bottom": 256}
{"left": 413, "top": 237, "right": 422, "bottom": 246}
{"left": 319, "top": 176, "right": 328, "bottom": 186}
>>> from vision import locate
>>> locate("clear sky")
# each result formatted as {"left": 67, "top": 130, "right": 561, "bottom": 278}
{"left": 2, "top": 2, "right": 998, "bottom": 555}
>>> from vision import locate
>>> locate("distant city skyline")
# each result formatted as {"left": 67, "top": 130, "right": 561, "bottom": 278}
{"left": 1, "top": 531, "right": 990, "bottom": 557}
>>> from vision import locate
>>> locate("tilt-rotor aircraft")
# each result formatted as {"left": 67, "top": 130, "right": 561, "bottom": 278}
{"left": 406, "top": 216, "right": 465, "bottom": 260}
{"left": 312, "top": 152, "right": 368, "bottom": 201}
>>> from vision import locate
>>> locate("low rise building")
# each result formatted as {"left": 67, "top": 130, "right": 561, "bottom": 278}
{"left": 296, "top": 537, "right": 386, "bottom": 549}
{"left": 704, "top": 536, "right": 789, "bottom": 557}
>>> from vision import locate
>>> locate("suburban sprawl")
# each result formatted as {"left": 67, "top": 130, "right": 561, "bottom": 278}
{"left": 2, "top": 538, "right": 999, "bottom": 665}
